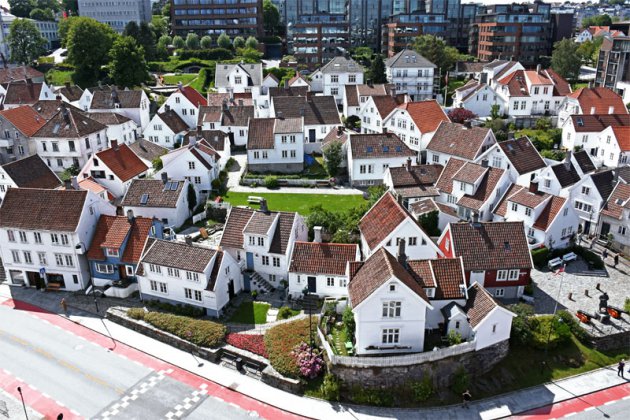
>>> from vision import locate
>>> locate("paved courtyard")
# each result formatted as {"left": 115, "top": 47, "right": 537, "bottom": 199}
{"left": 532, "top": 254, "right": 630, "bottom": 337}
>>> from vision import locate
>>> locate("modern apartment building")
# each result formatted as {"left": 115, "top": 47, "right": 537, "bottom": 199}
{"left": 78, "top": 0, "right": 152, "bottom": 33}
{"left": 170, "top": 0, "right": 263, "bottom": 38}
{"left": 595, "top": 36, "right": 630, "bottom": 103}
{"left": 469, "top": 2, "right": 552, "bottom": 67}
{"left": 382, "top": 12, "right": 448, "bottom": 57}
{"left": 288, "top": 13, "right": 350, "bottom": 69}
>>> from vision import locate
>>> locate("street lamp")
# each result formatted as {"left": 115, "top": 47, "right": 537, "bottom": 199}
{"left": 302, "top": 287, "right": 314, "bottom": 354}
{"left": 16, "top": 386, "right": 28, "bottom": 420}
{"left": 542, "top": 263, "right": 566, "bottom": 372}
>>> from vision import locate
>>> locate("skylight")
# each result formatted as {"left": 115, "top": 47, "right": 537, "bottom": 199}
{"left": 140, "top": 194, "right": 149, "bottom": 205}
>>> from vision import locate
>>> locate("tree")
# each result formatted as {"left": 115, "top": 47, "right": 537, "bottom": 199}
{"left": 581, "top": 14, "right": 612, "bottom": 29}
{"left": 67, "top": 17, "right": 117, "bottom": 86}
{"left": 7, "top": 19, "right": 46, "bottom": 65}
{"left": 150, "top": 16, "right": 168, "bottom": 39}
{"left": 108, "top": 36, "right": 148, "bottom": 88}
{"left": 187, "top": 183, "right": 197, "bottom": 215}
{"left": 413, "top": 34, "right": 460, "bottom": 74}
{"left": 370, "top": 54, "right": 387, "bottom": 84}
{"left": 8, "top": 0, "right": 36, "bottom": 18}
{"left": 172, "top": 35, "right": 185, "bottom": 49}
{"left": 322, "top": 140, "right": 343, "bottom": 176}
{"left": 162, "top": 1, "right": 171, "bottom": 17}
{"left": 551, "top": 38, "right": 582, "bottom": 80}
{"left": 185, "top": 33, "right": 200, "bottom": 50}
{"left": 36, "top": 0, "right": 59, "bottom": 11}
{"left": 137, "top": 22, "right": 156, "bottom": 60}
{"left": 62, "top": 0, "right": 79, "bottom": 15}
{"left": 263, "top": 0, "right": 280, "bottom": 35}
{"left": 233, "top": 36, "right": 245, "bottom": 49}
{"left": 123, "top": 21, "right": 140, "bottom": 39}
{"left": 447, "top": 108, "right": 477, "bottom": 124}
{"left": 29, "top": 8, "right": 54, "bottom": 21}
{"left": 200, "top": 35, "right": 212, "bottom": 49}
{"left": 158, "top": 35, "right": 172, "bottom": 48}
{"left": 577, "top": 37, "right": 603, "bottom": 67}
{"left": 418, "top": 210, "right": 440, "bottom": 236}
{"left": 245, "top": 36, "right": 259, "bottom": 50}
{"left": 490, "top": 104, "right": 501, "bottom": 120}
{"left": 217, "top": 32, "right": 232, "bottom": 50}
{"left": 58, "top": 16, "right": 80, "bottom": 48}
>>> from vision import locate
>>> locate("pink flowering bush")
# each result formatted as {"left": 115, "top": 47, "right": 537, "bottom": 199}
{"left": 291, "top": 342, "right": 325, "bottom": 379}
{"left": 225, "top": 333, "right": 269, "bottom": 358}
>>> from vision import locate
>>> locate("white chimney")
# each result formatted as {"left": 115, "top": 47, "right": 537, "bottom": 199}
{"left": 590, "top": 106, "right": 596, "bottom": 115}
{"left": 313, "top": 226, "right": 323, "bottom": 243}
{"left": 608, "top": 106, "right": 614, "bottom": 114}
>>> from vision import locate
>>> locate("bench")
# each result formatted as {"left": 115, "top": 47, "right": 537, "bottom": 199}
{"left": 247, "top": 196, "right": 264, "bottom": 204}
{"left": 243, "top": 360, "right": 265, "bottom": 377}
{"left": 46, "top": 283, "right": 62, "bottom": 291}
{"left": 221, "top": 351, "right": 239, "bottom": 369}
{"left": 548, "top": 257, "right": 563, "bottom": 270}
{"left": 562, "top": 252, "right": 578, "bottom": 263}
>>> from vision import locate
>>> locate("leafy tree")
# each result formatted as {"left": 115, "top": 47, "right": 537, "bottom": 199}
{"left": 108, "top": 36, "right": 148, "bottom": 88}
{"left": 551, "top": 38, "right": 582, "bottom": 80}
{"left": 58, "top": 16, "right": 80, "bottom": 48}
{"left": 217, "top": 32, "right": 232, "bottom": 50}
{"left": 62, "top": 0, "right": 78, "bottom": 15}
{"left": 200, "top": 35, "right": 212, "bottom": 49}
{"left": 263, "top": 0, "right": 280, "bottom": 35}
{"left": 490, "top": 104, "right": 501, "bottom": 120}
{"left": 447, "top": 108, "right": 477, "bottom": 124}
{"left": 36, "top": 0, "right": 59, "bottom": 11}
{"left": 8, "top": 0, "right": 36, "bottom": 18}
{"left": 233, "top": 36, "right": 245, "bottom": 49}
{"left": 413, "top": 34, "right": 460, "bottom": 73}
{"left": 418, "top": 210, "right": 440, "bottom": 236}
{"left": 137, "top": 22, "right": 156, "bottom": 60}
{"left": 322, "top": 140, "right": 343, "bottom": 176}
{"left": 150, "top": 16, "right": 168, "bottom": 39}
{"left": 238, "top": 47, "right": 263, "bottom": 61}
{"left": 185, "top": 33, "right": 200, "bottom": 50}
{"left": 152, "top": 157, "right": 163, "bottom": 171}
{"left": 370, "top": 54, "right": 387, "bottom": 84}
{"left": 162, "top": 1, "right": 171, "bottom": 17}
{"left": 172, "top": 35, "right": 185, "bottom": 49}
{"left": 158, "top": 35, "right": 172, "bottom": 48}
{"left": 66, "top": 17, "right": 117, "bottom": 86}
{"left": 123, "top": 21, "right": 140, "bottom": 39}
{"left": 29, "top": 8, "right": 54, "bottom": 21}
{"left": 581, "top": 14, "right": 612, "bottom": 29}
{"left": 577, "top": 37, "right": 603, "bottom": 67}
{"left": 187, "top": 183, "right": 197, "bottom": 214}
{"left": 535, "top": 117, "right": 552, "bottom": 130}
{"left": 7, "top": 19, "right": 47, "bottom": 65}
{"left": 245, "top": 36, "right": 259, "bottom": 50}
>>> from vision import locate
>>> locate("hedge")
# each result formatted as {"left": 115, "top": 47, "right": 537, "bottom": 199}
{"left": 264, "top": 318, "right": 314, "bottom": 378}
{"left": 174, "top": 48, "right": 234, "bottom": 61}
{"left": 531, "top": 247, "right": 550, "bottom": 268}
{"left": 549, "top": 245, "right": 604, "bottom": 269}
{"left": 145, "top": 299, "right": 205, "bottom": 318}
{"left": 127, "top": 309, "right": 226, "bottom": 348}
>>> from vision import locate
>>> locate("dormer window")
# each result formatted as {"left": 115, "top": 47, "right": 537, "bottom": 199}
{"left": 106, "top": 248, "right": 119, "bottom": 257}
{"left": 425, "top": 288, "right": 435, "bottom": 298}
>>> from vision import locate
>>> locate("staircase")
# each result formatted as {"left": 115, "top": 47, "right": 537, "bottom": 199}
{"left": 250, "top": 272, "right": 274, "bottom": 294}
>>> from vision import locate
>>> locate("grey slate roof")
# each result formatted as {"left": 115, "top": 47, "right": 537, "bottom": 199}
{"left": 157, "top": 110, "right": 189, "bottom": 134}
{"left": 122, "top": 179, "right": 184, "bottom": 208}
{"left": 128, "top": 139, "right": 168, "bottom": 163}
{"left": 1, "top": 155, "right": 61, "bottom": 190}
{"left": 319, "top": 56, "right": 364, "bottom": 74}
{"left": 272, "top": 96, "right": 340, "bottom": 126}
{"left": 214, "top": 63, "right": 263, "bottom": 89}
{"left": 33, "top": 106, "right": 106, "bottom": 138}
{"left": 141, "top": 239, "right": 215, "bottom": 273}
{"left": 90, "top": 89, "right": 143, "bottom": 109}
{"left": 385, "top": 49, "right": 436, "bottom": 68}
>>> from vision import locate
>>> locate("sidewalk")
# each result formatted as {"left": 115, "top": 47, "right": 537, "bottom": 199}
{"left": 1, "top": 283, "right": 627, "bottom": 420}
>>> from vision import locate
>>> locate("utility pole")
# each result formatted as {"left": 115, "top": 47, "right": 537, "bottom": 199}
{"left": 17, "top": 387, "right": 28, "bottom": 420}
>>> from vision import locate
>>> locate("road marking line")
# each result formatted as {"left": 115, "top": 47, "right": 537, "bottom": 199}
{"left": 622, "top": 395, "right": 630, "bottom": 401}
{"left": 584, "top": 406, "right": 596, "bottom": 411}
{"left": 56, "top": 400, "right": 65, "bottom": 407}
{"left": 603, "top": 400, "right": 616, "bottom": 406}
{"left": 28, "top": 384, "right": 37, "bottom": 391}
{"left": 563, "top": 413, "right": 576, "bottom": 418}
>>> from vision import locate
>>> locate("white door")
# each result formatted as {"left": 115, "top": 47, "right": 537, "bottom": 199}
{"left": 470, "top": 271, "right": 485, "bottom": 287}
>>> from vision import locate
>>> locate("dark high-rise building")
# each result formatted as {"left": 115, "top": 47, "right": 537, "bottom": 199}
{"left": 288, "top": 13, "right": 350, "bottom": 69}
{"left": 595, "top": 36, "right": 630, "bottom": 96}
{"left": 469, "top": 1, "right": 552, "bottom": 68}
{"left": 551, "top": 11, "right": 575, "bottom": 44}
{"left": 170, "top": 0, "right": 263, "bottom": 38}
{"left": 382, "top": 13, "right": 448, "bottom": 57}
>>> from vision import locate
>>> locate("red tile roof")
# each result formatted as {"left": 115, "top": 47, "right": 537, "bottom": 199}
{"left": 397, "top": 100, "right": 449, "bottom": 134}
{"left": 0, "top": 105, "right": 46, "bottom": 136}
{"left": 427, "top": 122, "right": 492, "bottom": 161}
{"left": 87, "top": 216, "right": 132, "bottom": 260}
{"left": 569, "top": 87, "right": 629, "bottom": 115}
{"left": 121, "top": 217, "right": 154, "bottom": 264}
{"left": 464, "top": 283, "right": 501, "bottom": 328}
{"left": 457, "top": 167, "right": 505, "bottom": 211}
{"left": 179, "top": 86, "right": 207, "bottom": 107}
{"left": 601, "top": 182, "right": 630, "bottom": 220}
{"left": 493, "top": 184, "right": 523, "bottom": 218}
{"left": 532, "top": 195, "right": 566, "bottom": 231}
{"left": 359, "top": 191, "right": 410, "bottom": 249}
{"left": 498, "top": 136, "right": 547, "bottom": 175}
{"left": 430, "top": 257, "right": 466, "bottom": 300}
{"left": 95, "top": 143, "right": 148, "bottom": 182}
{"left": 612, "top": 126, "right": 630, "bottom": 151}
{"left": 289, "top": 242, "right": 359, "bottom": 275}
{"left": 349, "top": 132, "right": 414, "bottom": 159}
{"left": 435, "top": 158, "right": 466, "bottom": 194}
{"left": 569, "top": 114, "right": 630, "bottom": 132}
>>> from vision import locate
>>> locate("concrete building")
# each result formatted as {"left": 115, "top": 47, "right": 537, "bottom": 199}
{"left": 385, "top": 49, "right": 436, "bottom": 100}
{"left": 288, "top": 13, "right": 350, "bottom": 70}
{"left": 170, "top": 0, "right": 263, "bottom": 38}
{"left": 78, "top": 0, "right": 152, "bottom": 33}
{"left": 595, "top": 36, "right": 630, "bottom": 103}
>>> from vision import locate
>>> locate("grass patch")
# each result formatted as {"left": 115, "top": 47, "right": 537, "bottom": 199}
{"left": 446, "top": 80, "right": 466, "bottom": 106}
{"left": 331, "top": 323, "right": 349, "bottom": 356}
{"left": 162, "top": 73, "right": 198, "bottom": 86}
{"left": 46, "top": 69, "right": 74, "bottom": 85}
{"left": 221, "top": 191, "right": 365, "bottom": 215}
{"left": 571, "top": 82, "right": 589, "bottom": 91}
{"left": 227, "top": 301, "right": 270, "bottom": 324}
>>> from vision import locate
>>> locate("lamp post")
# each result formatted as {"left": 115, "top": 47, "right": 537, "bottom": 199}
{"left": 543, "top": 263, "right": 566, "bottom": 372}
{"left": 302, "top": 287, "right": 314, "bottom": 355}
{"left": 16, "top": 386, "right": 28, "bottom": 420}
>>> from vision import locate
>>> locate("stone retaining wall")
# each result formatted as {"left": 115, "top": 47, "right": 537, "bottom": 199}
{"left": 586, "top": 329, "right": 630, "bottom": 351}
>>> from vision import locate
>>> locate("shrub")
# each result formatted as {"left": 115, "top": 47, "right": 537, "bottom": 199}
{"left": 529, "top": 315, "right": 572, "bottom": 350}
{"left": 225, "top": 333, "right": 268, "bottom": 358}
{"left": 127, "top": 308, "right": 146, "bottom": 320}
{"left": 277, "top": 306, "right": 296, "bottom": 320}
{"left": 264, "top": 175, "right": 279, "bottom": 189}
{"left": 141, "top": 312, "right": 226, "bottom": 347}
{"left": 145, "top": 299, "right": 205, "bottom": 318}
{"left": 509, "top": 303, "right": 534, "bottom": 345}
{"left": 251, "top": 290, "right": 258, "bottom": 300}
{"left": 175, "top": 48, "right": 233, "bottom": 61}
{"left": 451, "top": 367, "right": 470, "bottom": 394}
{"left": 292, "top": 342, "right": 325, "bottom": 379}
{"left": 524, "top": 283, "right": 534, "bottom": 296}
{"left": 342, "top": 306, "right": 355, "bottom": 337}
{"left": 264, "top": 318, "right": 314, "bottom": 378}
{"left": 447, "top": 330, "right": 463, "bottom": 346}
{"left": 625, "top": 298, "right": 630, "bottom": 314}
{"left": 410, "top": 377, "right": 433, "bottom": 402}
{"left": 557, "top": 310, "right": 589, "bottom": 343}
{"left": 320, "top": 373, "right": 341, "bottom": 401}
{"left": 349, "top": 385, "right": 394, "bottom": 406}
{"left": 531, "top": 247, "right": 550, "bottom": 268}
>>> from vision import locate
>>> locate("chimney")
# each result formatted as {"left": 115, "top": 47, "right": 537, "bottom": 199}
{"left": 277, "top": 111, "right": 283, "bottom": 119}
{"left": 177, "top": 81, "right": 183, "bottom": 91}
{"left": 164, "top": 104, "right": 170, "bottom": 112}
{"left": 127, "top": 209, "right": 134, "bottom": 223}
{"left": 397, "top": 238, "right": 407, "bottom": 268}
{"left": 367, "top": 79, "right": 373, "bottom": 87}
{"left": 259, "top": 198, "right": 269, "bottom": 213}
{"left": 608, "top": 106, "right": 614, "bottom": 114}
{"left": 71, "top": 176, "right": 79, "bottom": 191}
{"left": 284, "top": 79, "right": 289, "bottom": 88}
{"left": 471, "top": 212, "right": 479, "bottom": 224}
{"left": 185, "top": 236, "right": 193, "bottom": 246}
{"left": 26, "top": 78, "right": 32, "bottom": 86}
{"left": 481, "top": 159, "right": 489, "bottom": 168}
{"left": 507, "top": 131, "right": 515, "bottom": 141}
{"left": 64, "top": 82, "right": 71, "bottom": 89}
{"left": 222, "top": 98, "right": 229, "bottom": 112}
{"left": 238, "top": 99, "right": 244, "bottom": 107}
{"left": 337, "top": 126, "right": 343, "bottom": 136}
{"left": 536, "top": 64, "right": 541, "bottom": 74}
{"left": 313, "top": 226, "right": 323, "bottom": 243}
{"left": 406, "top": 157, "right": 412, "bottom": 171}
{"left": 196, "top": 125, "right": 202, "bottom": 135}
{"left": 529, "top": 180, "right": 539, "bottom": 194}
{"left": 111, "top": 139, "right": 119, "bottom": 151}
{"left": 161, "top": 172, "right": 168, "bottom": 184}
{"left": 299, "top": 107, "right": 305, "bottom": 117}
{"left": 590, "top": 106, "right": 596, "bottom": 115}
{"left": 63, "top": 179, "right": 72, "bottom": 190}
{"left": 55, "top": 94, "right": 62, "bottom": 101}
{"left": 564, "top": 150, "right": 572, "bottom": 170}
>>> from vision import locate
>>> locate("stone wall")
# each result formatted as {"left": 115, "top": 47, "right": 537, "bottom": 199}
{"left": 330, "top": 340, "right": 510, "bottom": 390}
{"left": 247, "top": 163, "right": 304, "bottom": 174}
{"left": 586, "top": 330, "right": 630, "bottom": 351}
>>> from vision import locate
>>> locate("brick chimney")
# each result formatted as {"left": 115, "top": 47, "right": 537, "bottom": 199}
{"left": 529, "top": 180, "right": 539, "bottom": 194}
{"left": 111, "top": 139, "right": 119, "bottom": 151}
{"left": 397, "top": 238, "right": 407, "bottom": 268}
{"left": 406, "top": 157, "right": 412, "bottom": 171}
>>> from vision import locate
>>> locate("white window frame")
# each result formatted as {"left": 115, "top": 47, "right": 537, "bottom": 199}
{"left": 382, "top": 301, "right": 402, "bottom": 318}
{"left": 96, "top": 263, "right": 114, "bottom": 274}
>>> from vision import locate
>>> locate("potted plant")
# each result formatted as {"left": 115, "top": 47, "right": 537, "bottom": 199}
{"left": 251, "top": 290, "right": 258, "bottom": 301}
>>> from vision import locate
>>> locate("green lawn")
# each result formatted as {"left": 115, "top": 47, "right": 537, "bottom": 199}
{"left": 220, "top": 191, "right": 366, "bottom": 215}
{"left": 227, "top": 301, "right": 270, "bottom": 324}
{"left": 331, "top": 324, "right": 349, "bottom": 356}
{"left": 46, "top": 69, "right": 74, "bottom": 85}
{"left": 571, "top": 82, "right": 589, "bottom": 91}
{"left": 162, "top": 73, "right": 198, "bottom": 86}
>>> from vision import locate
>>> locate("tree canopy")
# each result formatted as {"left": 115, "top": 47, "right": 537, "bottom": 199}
{"left": 8, "top": 0, "right": 36, "bottom": 18}
{"left": 245, "top": 36, "right": 259, "bottom": 50}
{"left": 413, "top": 34, "right": 460, "bottom": 74}
{"left": 29, "top": 8, "right": 54, "bottom": 21}
{"left": 108, "top": 36, "right": 148, "bottom": 88}
{"left": 200, "top": 35, "right": 213, "bottom": 49}
{"left": 447, "top": 108, "right": 477, "bottom": 124}
{"left": 186, "top": 33, "right": 200, "bottom": 50}
{"left": 66, "top": 17, "right": 117, "bottom": 86}
{"left": 369, "top": 54, "right": 387, "bottom": 84}
{"left": 322, "top": 140, "right": 343, "bottom": 177}
{"left": 217, "top": 33, "right": 232, "bottom": 50}
{"left": 172, "top": 36, "right": 185, "bottom": 49}
{"left": 581, "top": 14, "right": 612, "bottom": 29}
{"left": 7, "top": 18, "right": 47, "bottom": 65}
{"left": 233, "top": 36, "right": 245, "bottom": 49}
{"left": 577, "top": 37, "right": 603, "bottom": 67}
{"left": 551, "top": 38, "right": 582, "bottom": 80}
{"left": 263, "top": 0, "right": 280, "bottom": 35}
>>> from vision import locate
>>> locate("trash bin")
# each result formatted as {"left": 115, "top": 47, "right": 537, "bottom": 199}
{"left": 235, "top": 357, "right": 243, "bottom": 371}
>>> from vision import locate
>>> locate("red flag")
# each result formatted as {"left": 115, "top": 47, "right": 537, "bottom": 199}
{"left": 554, "top": 265, "right": 565, "bottom": 275}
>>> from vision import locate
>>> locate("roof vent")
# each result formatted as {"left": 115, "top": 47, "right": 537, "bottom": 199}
{"left": 504, "top": 241, "right": 511, "bottom": 251}
{"left": 366, "top": 146, "right": 373, "bottom": 153}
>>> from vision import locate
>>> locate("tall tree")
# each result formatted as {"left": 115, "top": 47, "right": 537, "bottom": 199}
{"left": 61, "top": 0, "right": 79, "bottom": 15}
{"left": 8, "top": 0, "right": 36, "bottom": 18}
{"left": 123, "top": 21, "right": 140, "bottom": 39}
{"left": 138, "top": 22, "right": 156, "bottom": 60}
{"left": 447, "top": 108, "right": 477, "bottom": 124}
{"left": 58, "top": 16, "right": 80, "bottom": 47}
{"left": 413, "top": 34, "right": 460, "bottom": 74}
{"left": 577, "top": 37, "right": 603, "bottom": 67}
{"left": 245, "top": 36, "right": 259, "bottom": 50}
{"left": 322, "top": 141, "right": 343, "bottom": 177}
{"left": 29, "top": 8, "right": 54, "bottom": 21}
{"left": 370, "top": 54, "right": 387, "bottom": 83}
{"left": 581, "top": 14, "right": 612, "bottom": 29}
{"left": 66, "top": 17, "right": 117, "bottom": 86}
{"left": 172, "top": 35, "right": 185, "bottom": 49}
{"left": 185, "top": 33, "right": 200, "bottom": 50}
{"left": 158, "top": 35, "right": 172, "bottom": 48}
{"left": 7, "top": 18, "right": 46, "bottom": 65}
{"left": 217, "top": 32, "right": 232, "bottom": 50}
{"left": 263, "top": 0, "right": 280, "bottom": 35}
{"left": 108, "top": 36, "right": 148, "bottom": 88}
{"left": 200, "top": 35, "right": 212, "bottom": 49}
{"left": 233, "top": 36, "right": 245, "bottom": 49}
{"left": 551, "top": 38, "right": 582, "bottom": 80}
{"left": 36, "top": 0, "right": 59, "bottom": 11}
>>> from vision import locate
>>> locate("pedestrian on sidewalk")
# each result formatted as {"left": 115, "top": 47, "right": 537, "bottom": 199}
{"left": 60, "top": 298, "right": 68, "bottom": 316}
{"left": 462, "top": 389, "right": 472, "bottom": 408}
{"left": 603, "top": 249, "right": 609, "bottom": 261}
{"left": 618, "top": 359, "right": 625, "bottom": 377}
{"left": 613, "top": 254, "right": 619, "bottom": 268}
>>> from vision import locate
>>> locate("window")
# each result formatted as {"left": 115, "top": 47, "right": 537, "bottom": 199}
{"left": 96, "top": 264, "right": 114, "bottom": 274}
{"left": 389, "top": 284, "right": 396, "bottom": 292}
{"left": 513, "top": 101, "right": 519, "bottom": 110}
{"left": 525, "top": 207, "right": 532, "bottom": 217}
{"left": 290, "top": 150, "right": 296, "bottom": 158}
{"left": 581, "top": 186, "right": 590, "bottom": 196}
{"left": 60, "top": 234, "right": 69, "bottom": 246}
{"left": 262, "top": 256, "right": 270, "bottom": 265}
{"left": 18, "top": 231, "right": 27, "bottom": 243}
{"left": 544, "top": 179, "right": 551, "bottom": 188}
{"left": 282, "top": 150, "right": 288, "bottom": 158}
{"left": 382, "top": 301, "right": 402, "bottom": 318}
{"left": 249, "top": 236, "right": 255, "bottom": 246}
{"left": 563, "top": 208, "right": 569, "bottom": 216}
{"left": 327, "top": 277, "right": 334, "bottom": 287}
{"left": 194, "top": 177, "right": 201, "bottom": 184}
{"left": 65, "top": 255, "right": 74, "bottom": 267}
{"left": 495, "top": 289, "right": 505, "bottom": 297}
{"left": 188, "top": 161, "right": 195, "bottom": 170}
{"left": 340, "top": 279, "right": 347, "bottom": 287}
{"left": 34, "top": 232, "right": 42, "bottom": 244}
{"left": 167, "top": 267, "right": 180, "bottom": 277}
{"left": 258, "top": 237, "right": 264, "bottom": 246}
{"left": 382, "top": 328, "right": 400, "bottom": 344}
{"left": 497, "top": 269, "right": 519, "bottom": 281}
{"left": 432, "top": 154, "right": 440, "bottom": 163}
{"left": 184, "top": 288, "right": 202, "bottom": 302}
{"left": 527, "top": 227, "right": 535, "bottom": 237}
{"left": 272, "top": 257, "right": 280, "bottom": 267}
{"left": 253, "top": 151, "right": 260, "bottom": 159}
{"left": 447, "top": 195, "right": 457, "bottom": 204}
{"left": 182, "top": 109, "right": 187, "bottom": 116}
{"left": 11, "top": 250, "right": 20, "bottom": 263}
{"left": 23, "top": 251, "right": 32, "bottom": 264}
{"left": 262, "top": 151, "right": 268, "bottom": 159}
{"left": 106, "top": 248, "right": 119, "bottom": 257}
{"left": 175, "top": 97, "right": 181, "bottom": 104}
{"left": 50, "top": 233, "right": 59, "bottom": 245}
{"left": 330, "top": 75, "right": 339, "bottom": 83}
{"left": 38, "top": 252, "right": 47, "bottom": 266}
{"left": 619, "top": 226, "right": 627, "bottom": 236}
{"left": 408, "top": 237, "right": 417, "bottom": 246}
{"left": 455, "top": 321, "right": 460, "bottom": 329}
{"left": 186, "top": 271, "right": 199, "bottom": 282}
{"left": 149, "top": 264, "right": 161, "bottom": 274}
{"left": 331, "top": 88, "right": 339, "bottom": 96}
{"left": 150, "top": 281, "right": 168, "bottom": 294}
{"left": 125, "top": 266, "right": 134, "bottom": 276}
{"left": 235, "top": 76, "right": 242, "bottom": 84}
{"left": 574, "top": 201, "right": 593, "bottom": 213}
{"left": 520, "top": 101, "right": 526, "bottom": 110}
{"left": 492, "top": 156, "right": 502, "bottom": 167}
{"left": 349, "top": 75, "right": 356, "bottom": 83}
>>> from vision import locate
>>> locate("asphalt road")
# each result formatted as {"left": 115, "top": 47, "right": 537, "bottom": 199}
{"left": 566, "top": 397, "right": 630, "bottom": 420}
{"left": 0, "top": 303, "right": 258, "bottom": 419}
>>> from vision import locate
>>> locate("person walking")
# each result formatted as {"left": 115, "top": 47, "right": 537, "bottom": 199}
{"left": 619, "top": 359, "right": 625, "bottom": 377}
{"left": 462, "top": 389, "right": 472, "bottom": 408}
{"left": 602, "top": 249, "right": 609, "bottom": 263}
{"left": 60, "top": 298, "right": 68, "bottom": 316}
{"left": 614, "top": 254, "right": 619, "bottom": 268}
